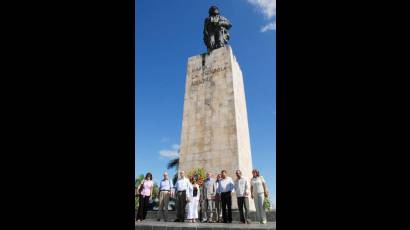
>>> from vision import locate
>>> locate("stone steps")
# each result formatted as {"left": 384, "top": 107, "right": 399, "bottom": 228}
{"left": 135, "top": 220, "right": 276, "bottom": 230}
{"left": 137, "top": 210, "right": 276, "bottom": 222}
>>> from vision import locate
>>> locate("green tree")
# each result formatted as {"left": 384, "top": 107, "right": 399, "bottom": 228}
{"left": 135, "top": 174, "right": 145, "bottom": 186}
{"left": 151, "top": 183, "right": 159, "bottom": 208}
{"left": 135, "top": 174, "right": 144, "bottom": 209}
{"left": 151, "top": 183, "right": 159, "bottom": 199}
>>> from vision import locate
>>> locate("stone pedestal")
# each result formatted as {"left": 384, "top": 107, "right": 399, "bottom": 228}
{"left": 178, "top": 46, "right": 255, "bottom": 210}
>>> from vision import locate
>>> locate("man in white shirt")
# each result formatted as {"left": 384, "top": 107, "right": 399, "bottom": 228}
{"left": 235, "top": 170, "right": 251, "bottom": 224}
{"left": 174, "top": 171, "right": 191, "bottom": 222}
{"left": 219, "top": 170, "right": 234, "bottom": 223}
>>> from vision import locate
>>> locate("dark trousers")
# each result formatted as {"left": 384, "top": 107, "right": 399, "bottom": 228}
{"left": 137, "top": 195, "right": 150, "bottom": 220}
{"left": 208, "top": 30, "right": 225, "bottom": 49}
{"left": 176, "top": 191, "right": 187, "bottom": 221}
{"left": 221, "top": 192, "right": 232, "bottom": 223}
{"left": 237, "top": 197, "right": 250, "bottom": 222}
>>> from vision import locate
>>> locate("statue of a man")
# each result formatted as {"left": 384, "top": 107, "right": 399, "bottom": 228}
{"left": 203, "top": 6, "right": 232, "bottom": 52}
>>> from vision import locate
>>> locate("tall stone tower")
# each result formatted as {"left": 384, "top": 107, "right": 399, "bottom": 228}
{"left": 178, "top": 45, "right": 254, "bottom": 210}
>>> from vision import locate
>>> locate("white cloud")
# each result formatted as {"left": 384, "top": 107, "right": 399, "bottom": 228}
{"left": 159, "top": 150, "right": 179, "bottom": 158}
{"left": 260, "top": 21, "right": 276, "bottom": 32}
{"left": 158, "top": 144, "right": 180, "bottom": 158}
{"left": 247, "top": 0, "right": 276, "bottom": 19}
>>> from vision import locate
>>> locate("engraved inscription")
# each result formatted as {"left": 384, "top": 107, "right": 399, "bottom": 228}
{"left": 190, "top": 66, "right": 227, "bottom": 86}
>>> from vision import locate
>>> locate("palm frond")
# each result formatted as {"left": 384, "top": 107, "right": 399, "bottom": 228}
{"left": 172, "top": 173, "right": 178, "bottom": 185}
{"left": 167, "top": 158, "right": 179, "bottom": 170}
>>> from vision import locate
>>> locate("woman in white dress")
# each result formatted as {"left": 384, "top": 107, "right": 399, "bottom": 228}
{"left": 186, "top": 180, "right": 200, "bottom": 223}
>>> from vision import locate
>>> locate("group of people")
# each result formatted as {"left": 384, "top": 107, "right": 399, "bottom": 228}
{"left": 135, "top": 169, "right": 269, "bottom": 224}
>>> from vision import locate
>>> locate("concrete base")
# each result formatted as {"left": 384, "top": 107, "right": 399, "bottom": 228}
{"left": 137, "top": 210, "right": 276, "bottom": 222}
{"left": 135, "top": 220, "right": 276, "bottom": 230}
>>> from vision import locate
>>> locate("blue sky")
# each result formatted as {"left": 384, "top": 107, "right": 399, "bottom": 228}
{"left": 135, "top": 0, "right": 276, "bottom": 205}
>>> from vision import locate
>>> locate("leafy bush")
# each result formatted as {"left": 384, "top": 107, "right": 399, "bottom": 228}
{"left": 135, "top": 174, "right": 144, "bottom": 210}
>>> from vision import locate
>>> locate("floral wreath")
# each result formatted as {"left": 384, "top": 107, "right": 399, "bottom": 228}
{"left": 187, "top": 168, "right": 206, "bottom": 186}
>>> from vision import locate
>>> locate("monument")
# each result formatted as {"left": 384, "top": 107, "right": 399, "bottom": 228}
{"left": 178, "top": 6, "right": 255, "bottom": 210}
{"left": 203, "top": 6, "right": 232, "bottom": 52}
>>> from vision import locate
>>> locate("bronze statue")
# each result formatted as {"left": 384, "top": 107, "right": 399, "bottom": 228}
{"left": 203, "top": 6, "right": 232, "bottom": 52}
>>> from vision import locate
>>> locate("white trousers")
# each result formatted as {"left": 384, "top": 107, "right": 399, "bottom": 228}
{"left": 254, "top": 192, "right": 267, "bottom": 223}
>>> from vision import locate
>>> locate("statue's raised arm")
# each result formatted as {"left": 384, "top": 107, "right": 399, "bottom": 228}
{"left": 203, "top": 6, "right": 232, "bottom": 52}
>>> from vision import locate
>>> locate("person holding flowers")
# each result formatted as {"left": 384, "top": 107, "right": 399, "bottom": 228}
{"left": 250, "top": 169, "right": 269, "bottom": 224}
{"left": 186, "top": 178, "right": 200, "bottom": 223}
